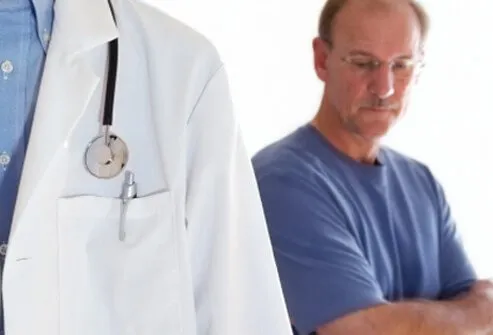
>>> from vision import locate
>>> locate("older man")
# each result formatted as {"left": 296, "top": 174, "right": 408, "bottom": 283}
{"left": 253, "top": 1, "right": 493, "bottom": 334}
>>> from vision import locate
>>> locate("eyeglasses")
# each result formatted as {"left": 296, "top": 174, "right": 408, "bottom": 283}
{"left": 340, "top": 54, "right": 424, "bottom": 80}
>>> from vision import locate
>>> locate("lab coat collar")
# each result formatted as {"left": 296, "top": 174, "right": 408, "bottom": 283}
{"left": 54, "top": 0, "right": 119, "bottom": 59}
{"left": 10, "top": 0, "right": 122, "bottom": 235}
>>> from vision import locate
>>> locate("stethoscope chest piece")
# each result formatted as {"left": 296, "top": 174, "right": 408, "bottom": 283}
{"left": 84, "top": 133, "right": 129, "bottom": 179}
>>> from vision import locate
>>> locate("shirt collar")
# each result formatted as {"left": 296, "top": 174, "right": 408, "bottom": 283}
{"left": 31, "top": 0, "right": 54, "bottom": 52}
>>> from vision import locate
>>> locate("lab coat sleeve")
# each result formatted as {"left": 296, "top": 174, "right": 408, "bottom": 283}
{"left": 185, "top": 64, "right": 292, "bottom": 334}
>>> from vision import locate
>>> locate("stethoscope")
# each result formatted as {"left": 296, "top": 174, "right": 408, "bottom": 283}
{"left": 84, "top": 2, "right": 129, "bottom": 179}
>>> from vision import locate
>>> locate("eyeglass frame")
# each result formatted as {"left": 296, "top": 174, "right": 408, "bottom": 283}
{"left": 321, "top": 37, "right": 425, "bottom": 80}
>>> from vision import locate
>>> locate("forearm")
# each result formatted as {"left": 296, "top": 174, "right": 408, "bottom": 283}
{"left": 378, "top": 298, "right": 493, "bottom": 335}
{"left": 318, "top": 292, "right": 493, "bottom": 335}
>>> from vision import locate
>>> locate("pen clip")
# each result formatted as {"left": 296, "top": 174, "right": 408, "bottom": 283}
{"left": 121, "top": 170, "right": 137, "bottom": 200}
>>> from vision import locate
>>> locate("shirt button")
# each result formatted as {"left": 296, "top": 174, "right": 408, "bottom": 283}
{"left": 1, "top": 60, "right": 13, "bottom": 79}
{"left": 43, "top": 30, "right": 51, "bottom": 45}
{"left": 0, "top": 243, "right": 8, "bottom": 256}
{"left": 1, "top": 60, "right": 13, "bottom": 73}
{"left": 0, "top": 152, "right": 11, "bottom": 169}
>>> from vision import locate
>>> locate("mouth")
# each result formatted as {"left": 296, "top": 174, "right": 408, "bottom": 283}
{"left": 360, "top": 107, "right": 394, "bottom": 113}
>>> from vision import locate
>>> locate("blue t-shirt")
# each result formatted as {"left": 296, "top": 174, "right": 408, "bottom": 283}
{"left": 253, "top": 124, "right": 477, "bottom": 335}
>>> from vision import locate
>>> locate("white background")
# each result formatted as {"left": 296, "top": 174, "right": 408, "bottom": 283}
{"left": 151, "top": 0, "right": 493, "bottom": 277}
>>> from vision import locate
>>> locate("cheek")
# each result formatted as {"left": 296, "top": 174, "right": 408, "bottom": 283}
{"left": 327, "top": 76, "right": 367, "bottom": 112}
{"left": 394, "top": 83, "right": 414, "bottom": 110}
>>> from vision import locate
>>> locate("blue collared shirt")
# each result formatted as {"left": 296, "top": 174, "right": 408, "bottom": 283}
{"left": 0, "top": 0, "right": 53, "bottom": 332}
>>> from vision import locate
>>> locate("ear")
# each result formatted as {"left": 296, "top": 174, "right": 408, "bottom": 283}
{"left": 313, "top": 37, "right": 331, "bottom": 82}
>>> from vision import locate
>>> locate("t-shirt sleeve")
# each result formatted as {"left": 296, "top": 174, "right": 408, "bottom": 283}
{"left": 434, "top": 180, "right": 477, "bottom": 299}
{"left": 256, "top": 170, "right": 387, "bottom": 335}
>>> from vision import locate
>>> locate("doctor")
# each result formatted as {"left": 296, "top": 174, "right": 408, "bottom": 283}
{"left": 0, "top": 0, "right": 292, "bottom": 334}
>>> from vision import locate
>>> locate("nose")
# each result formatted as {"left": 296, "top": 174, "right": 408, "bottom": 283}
{"left": 368, "top": 65, "right": 395, "bottom": 99}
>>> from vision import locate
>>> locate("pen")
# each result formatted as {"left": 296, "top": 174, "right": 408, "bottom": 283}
{"left": 119, "top": 170, "right": 137, "bottom": 241}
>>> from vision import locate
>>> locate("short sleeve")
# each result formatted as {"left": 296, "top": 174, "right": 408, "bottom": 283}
{"left": 256, "top": 169, "right": 387, "bottom": 335}
{"left": 434, "top": 181, "right": 477, "bottom": 299}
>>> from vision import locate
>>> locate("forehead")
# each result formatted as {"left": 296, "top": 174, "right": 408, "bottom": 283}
{"left": 331, "top": 0, "right": 422, "bottom": 58}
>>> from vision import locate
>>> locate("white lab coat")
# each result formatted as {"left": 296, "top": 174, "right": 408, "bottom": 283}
{"left": 1, "top": 0, "right": 292, "bottom": 334}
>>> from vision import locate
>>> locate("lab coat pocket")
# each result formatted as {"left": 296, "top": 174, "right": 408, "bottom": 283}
{"left": 57, "top": 191, "right": 182, "bottom": 335}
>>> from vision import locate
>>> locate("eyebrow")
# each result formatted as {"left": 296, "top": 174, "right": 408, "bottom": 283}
{"left": 347, "top": 50, "right": 414, "bottom": 60}
{"left": 347, "top": 50, "right": 377, "bottom": 57}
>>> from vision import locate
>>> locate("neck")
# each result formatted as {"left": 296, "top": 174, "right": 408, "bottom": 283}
{"left": 311, "top": 102, "right": 381, "bottom": 165}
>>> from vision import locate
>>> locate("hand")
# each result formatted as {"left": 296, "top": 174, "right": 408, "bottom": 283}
{"left": 469, "top": 280, "right": 493, "bottom": 299}
{"left": 459, "top": 279, "right": 493, "bottom": 317}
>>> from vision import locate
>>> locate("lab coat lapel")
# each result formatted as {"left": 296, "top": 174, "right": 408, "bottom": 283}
{"left": 11, "top": 0, "right": 120, "bottom": 234}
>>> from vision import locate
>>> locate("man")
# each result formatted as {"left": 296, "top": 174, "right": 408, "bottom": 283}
{"left": 0, "top": 0, "right": 291, "bottom": 334}
{"left": 253, "top": 0, "right": 493, "bottom": 334}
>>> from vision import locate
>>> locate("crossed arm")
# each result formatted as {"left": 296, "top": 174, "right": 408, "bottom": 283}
{"left": 317, "top": 280, "right": 493, "bottom": 335}
{"left": 256, "top": 168, "right": 491, "bottom": 335}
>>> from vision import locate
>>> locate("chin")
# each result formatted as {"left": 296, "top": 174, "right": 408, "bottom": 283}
{"left": 343, "top": 110, "right": 398, "bottom": 140}
{"left": 355, "top": 121, "right": 394, "bottom": 141}
{"left": 362, "top": 130, "right": 390, "bottom": 141}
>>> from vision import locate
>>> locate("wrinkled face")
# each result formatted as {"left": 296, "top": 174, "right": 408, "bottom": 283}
{"left": 314, "top": 0, "right": 423, "bottom": 140}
